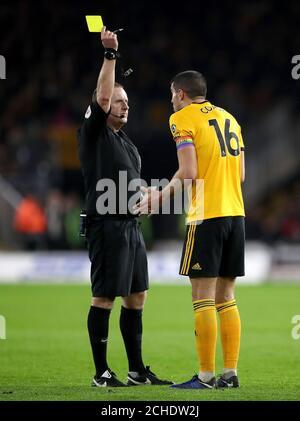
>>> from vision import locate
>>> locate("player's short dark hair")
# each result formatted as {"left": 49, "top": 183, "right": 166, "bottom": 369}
{"left": 171, "top": 71, "right": 207, "bottom": 99}
{"left": 92, "top": 82, "right": 124, "bottom": 103}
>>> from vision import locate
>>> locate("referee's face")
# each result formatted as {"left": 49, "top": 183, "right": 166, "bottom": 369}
{"left": 108, "top": 87, "right": 129, "bottom": 127}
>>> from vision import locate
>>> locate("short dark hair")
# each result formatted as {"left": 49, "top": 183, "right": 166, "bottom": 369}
{"left": 92, "top": 82, "right": 124, "bottom": 103}
{"left": 171, "top": 71, "right": 207, "bottom": 99}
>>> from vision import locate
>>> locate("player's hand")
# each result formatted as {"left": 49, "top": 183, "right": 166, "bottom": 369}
{"left": 101, "top": 26, "right": 118, "bottom": 50}
{"left": 133, "top": 186, "right": 161, "bottom": 215}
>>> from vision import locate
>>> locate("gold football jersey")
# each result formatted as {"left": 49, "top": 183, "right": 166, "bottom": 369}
{"left": 169, "top": 101, "right": 245, "bottom": 222}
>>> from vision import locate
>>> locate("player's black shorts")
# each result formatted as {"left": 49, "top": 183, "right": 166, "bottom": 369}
{"left": 86, "top": 217, "right": 149, "bottom": 297}
{"left": 179, "top": 216, "right": 245, "bottom": 278}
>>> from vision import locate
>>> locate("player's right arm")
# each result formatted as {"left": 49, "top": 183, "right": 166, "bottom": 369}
{"left": 96, "top": 26, "right": 118, "bottom": 112}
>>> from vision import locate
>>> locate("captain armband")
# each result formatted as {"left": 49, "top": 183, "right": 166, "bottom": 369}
{"left": 174, "top": 136, "right": 194, "bottom": 150}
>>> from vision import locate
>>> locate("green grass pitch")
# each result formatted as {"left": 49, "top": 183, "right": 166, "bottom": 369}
{"left": 0, "top": 283, "right": 299, "bottom": 401}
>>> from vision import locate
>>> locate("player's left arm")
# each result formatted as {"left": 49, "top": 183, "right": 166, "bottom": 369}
{"left": 134, "top": 144, "right": 197, "bottom": 214}
{"left": 134, "top": 113, "right": 197, "bottom": 214}
{"left": 134, "top": 127, "right": 198, "bottom": 215}
{"left": 172, "top": 144, "right": 198, "bottom": 184}
{"left": 240, "top": 150, "right": 245, "bottom": 183}
{"left": 157, "top": 144, "right": 198, "bottom": 203}
{"left": 239, "top": 128, "right": 245, "bottom": 183}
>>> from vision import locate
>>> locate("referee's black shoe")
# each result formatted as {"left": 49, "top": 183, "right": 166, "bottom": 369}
{"left": 92, "top": 369, "right": 127, "bottom": 387}
{"left": 216, "top": 374, "right": 240, "bottom": 388}
{"left": 127, "top": 366, "right": 173, "bottom": 386}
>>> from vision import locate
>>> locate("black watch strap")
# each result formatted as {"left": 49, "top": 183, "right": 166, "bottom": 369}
{"left": 104, "top": 48, "right": 121, "bottom": 60}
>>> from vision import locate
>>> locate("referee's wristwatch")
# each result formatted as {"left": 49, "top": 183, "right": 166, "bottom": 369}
{"left": 104, "top": 48, "right": 121, "bottom": 60}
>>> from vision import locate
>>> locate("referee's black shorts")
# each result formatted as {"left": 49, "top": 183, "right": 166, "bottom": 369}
{"left": 179, "top": 216, "right": 245, "bottom": 278}
{"left": 86, "top": 217, "right": 149, "bottom": 297}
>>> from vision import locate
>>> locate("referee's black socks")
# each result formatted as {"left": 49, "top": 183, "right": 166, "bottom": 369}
{"left": 120, "top": 306, "right": 145, "bottom": 373}
{"left": 87, "top": 306, "right": 111, "bottom": 378}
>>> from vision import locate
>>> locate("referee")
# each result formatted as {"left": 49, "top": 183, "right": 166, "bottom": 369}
{"left": 77, "top": 27, "right": 172, "bottom": 387}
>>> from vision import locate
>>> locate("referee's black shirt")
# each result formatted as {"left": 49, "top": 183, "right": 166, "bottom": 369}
{"left": 77, "top": 101, "right": 142, "bottom": 217}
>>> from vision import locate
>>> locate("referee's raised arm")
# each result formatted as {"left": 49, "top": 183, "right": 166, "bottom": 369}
{"left": 96, "top": 26, "right": 119, "bottom": 113}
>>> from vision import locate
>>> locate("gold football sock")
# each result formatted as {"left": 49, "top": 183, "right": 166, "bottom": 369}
{"left": 193, "top": 299, "right": 217, "bottom": 374}
{"left": 216, "top": 299, "right": 241, "bottom": 370}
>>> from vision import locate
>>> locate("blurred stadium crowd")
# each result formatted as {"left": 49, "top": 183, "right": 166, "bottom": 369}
{"left": 0, "top": 0, "right": 300, "bottom": 250}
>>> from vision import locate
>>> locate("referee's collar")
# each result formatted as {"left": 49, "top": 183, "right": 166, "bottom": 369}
{"left": 107, "top": 125, "right": 121, "bottom": 134}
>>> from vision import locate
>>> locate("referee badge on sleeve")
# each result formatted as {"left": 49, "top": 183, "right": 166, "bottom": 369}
{"left": 85, "top": 106, "right": 92, "bottom": 119}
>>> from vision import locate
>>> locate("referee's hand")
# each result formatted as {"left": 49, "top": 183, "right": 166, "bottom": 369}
{"left": 101, "top": 26, "right": 118, "bottom": 51}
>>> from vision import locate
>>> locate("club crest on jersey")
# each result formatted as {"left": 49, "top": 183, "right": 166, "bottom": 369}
{"left": 85, "top": 106, "right": 92, "bottom": 119}
{"left": 171, "top": 124, "right": 177, "bottom": 134}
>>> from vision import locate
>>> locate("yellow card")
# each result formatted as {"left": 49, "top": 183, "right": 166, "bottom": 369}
{"left": 85, "top": 16, "right": 104, "bottom": 32}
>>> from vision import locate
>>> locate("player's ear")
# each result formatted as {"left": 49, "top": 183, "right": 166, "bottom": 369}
{"left": 178, "top": 89, "right": 184, "bottom": 100}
